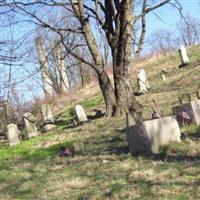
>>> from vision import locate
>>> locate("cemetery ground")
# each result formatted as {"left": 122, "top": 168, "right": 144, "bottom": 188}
{"left": 1, "top": 46, "right": 200, "bottom": 199}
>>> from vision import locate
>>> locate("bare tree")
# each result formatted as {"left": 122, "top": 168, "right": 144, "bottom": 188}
{"left": 148, "top": 29, "right": 178, "bottom": 55}
{"left": 0, "top": 0, "right": 178, "bottom": 117}
{"left": 179, "top": 14, "right": 200, "bottom": 46}
{"left": 54, "top": 39, "right": 70, "bottom": 93}
{"left": 35, "top": 36, "right": 54, "bottom": 98}
{"left": 134, "top": 0, "right": 147, "bottom": 57}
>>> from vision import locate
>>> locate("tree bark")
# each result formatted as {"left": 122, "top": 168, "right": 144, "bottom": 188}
{"left": 96, "top": 69, "right": 116, "bottom": 117}
{"left": 113, "top": 0, "right": 141, "bottom": 115}
{"left": 54, "top": 39, "right": 69, "bottom": 94}
{"left": 35, "top": 37, "right": 54, "bottom": 98}
{"left": 135, "top": 0, "right": 147, "bottom": 57}
{"left": 70, "top": 0, "right": 117, "bottom": 116}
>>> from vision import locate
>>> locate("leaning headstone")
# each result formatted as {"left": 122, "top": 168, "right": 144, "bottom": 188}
{"left": 41, "top": 104, "right": 57, "bottom": 131}
{"left": 7, "top": 123, "right": 20, "bottom": 146}
{"left": 75, "top": 105, "right": 88, "bottom": 123}
{"left": 126, "top": 116, "right": 181, "bottom": 154}
{"left": 23, "top": 112, "right": 40, "bottom": 138}
{"left": 172, "top": 100, "right": 200, "bottom": 126}
{"left": 137, "top": 69, "right": 150, "bottom": 94}
{"left": 178, "top": 45, "right": 189, "bottom": 68}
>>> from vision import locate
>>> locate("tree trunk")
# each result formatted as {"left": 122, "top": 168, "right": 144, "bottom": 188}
{"left": 35, "top": 37, "right": 54, "bottom": 98}
{"left": 96, "top": 69, "right": 116, "bottom": 117}
{"left": 70, "top": 0, "right": 117, "bottom": 116}
{"left": 54, "top": 39, "right": 69, "bottom": 94}
{"left": 135, "top": 0, "right": 147, "bottom": 57}
{"left": 113, "top": 0, "right": 141, "bottom": 115}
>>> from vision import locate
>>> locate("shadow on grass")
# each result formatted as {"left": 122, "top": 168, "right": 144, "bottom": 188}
{"left": 55, "top": 110, "right": 105, "bottom": 130}
{"left": 0, "top": 158, "right": 69, "bottom": 199}
{"left": 87, "top": 109, "right": 105, "bottom": 120}
{"left": 188, "top": 132, "right": 200, "bottom": 141}
{"left": 84, "top": 128, "right": 129, "bottom": 156}
{"left": 148, "top": 154, "right": 200, "bottom": 163}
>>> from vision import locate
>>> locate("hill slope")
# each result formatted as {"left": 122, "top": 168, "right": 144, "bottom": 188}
{"left": 1, "top": 46, "right": 200, "bottom": 199}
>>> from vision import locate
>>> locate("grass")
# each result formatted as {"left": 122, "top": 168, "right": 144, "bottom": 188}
{"left": 1, "top": 46, "right": 200, "bottom": 199}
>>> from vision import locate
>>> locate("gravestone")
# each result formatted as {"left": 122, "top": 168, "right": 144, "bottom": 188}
{"left": 75, "top": 105, "right": 88, "bottom": 123}
{"left": 7, "top": 123, "right": 20, "bottom": 146}
{"left": 178, "top": 45, "right": 189, "bottom": 67}
{"left": 137, "top": 69, "right": 150, "bottom": 94}
{"left": 41, "top": 104, "right": 57, "bottom": 131}
{"left": 172, "top": 100, "right": 200, "bottom": 126}
{"left": 126, "top": 116, "right": 181, "bottom": 154}
{"left": 23, "top": 112, "right": 40, "bottom": 138}
{"left": 126, "top": 111, "right": 143, "bottom": 127}
{"left": 196, "top": 90, "right": 200, "bottom": 99}
{"left": 179, "top": 93, "right": 191, "bottom": 104}
{"left": 160, "top": 68, "right": 167, "bottom": 81}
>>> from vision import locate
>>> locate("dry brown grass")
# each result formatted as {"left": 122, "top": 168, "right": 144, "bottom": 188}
{"left": 1, "top": 46, "right": 200, "bottom": 199}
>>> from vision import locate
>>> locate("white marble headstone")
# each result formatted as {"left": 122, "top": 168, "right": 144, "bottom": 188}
{"left": 179, "top": 45, "right": 189, "bottom": 66}
{"left": 75, "top": 105, "right": 88, "bottom": 122}
{"left": 137, "top": 69, "right": 150, "bottom": 94}
{"left": 7, "top": 123, "right": 20, "bottom": 146}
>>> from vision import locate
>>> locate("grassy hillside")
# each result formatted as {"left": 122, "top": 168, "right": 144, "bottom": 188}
{"left": 1, "top": 46, "right": 200, "bottom": 199}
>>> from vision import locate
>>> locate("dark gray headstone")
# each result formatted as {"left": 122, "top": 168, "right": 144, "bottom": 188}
{"left": 41, "top": 104, "right": 57, "bottom": 131}
{"left": 23, "top": 112, "right": 40, "bottom": 138}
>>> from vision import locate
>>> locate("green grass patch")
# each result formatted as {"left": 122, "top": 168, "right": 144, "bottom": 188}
{"left": 79, "top": 94, "right": 103, "bottom": 109}
{"left": 2, "top": 45, "right": 200, "bottom": 199}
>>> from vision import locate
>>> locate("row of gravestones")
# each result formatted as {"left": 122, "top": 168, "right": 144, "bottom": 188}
{"left": 126, "top": 92, "right": 200, "bottom": 155}
{"left": 6, "top": 104, "right": 88, "bottom": 146}
{"left": 7, "top": 104, "right": 56, "bottom": 145}
{"left": 137, "top": 45, "right": 190, "bottom": 94}
{"left": 6, "top": 46, "right": 190, "bottom": 149}
{"left": 129, "top": 45, "right": 193, "bottom": 155}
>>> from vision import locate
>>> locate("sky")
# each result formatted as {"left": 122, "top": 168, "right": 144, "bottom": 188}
{"left": 146, "top": 0, "right": 200, "bottom": 37}
{"left": 0, "top": 0, "right": 200, "bottom": 103}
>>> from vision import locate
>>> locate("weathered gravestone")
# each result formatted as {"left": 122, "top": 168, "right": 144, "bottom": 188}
{"left": 23, "top": 112, "right": 40, "bottom": 138}
{"left": 41, "top": 104, "right": 57, "bottom": 131}
{"left": 160, "top": 68, "right": 167, "bottom": 81}
{"left": 75, "top": 105, "right": 88, "bottom": 123}
{"left": 178, "top": 45, "right": 190, "bottom": 68}
{"left": 196, "top": 90, "right": 200, "bottom": 99}
{"left": 126, "top": 116, "right": 181, "bottom": 154}
{"left": 7, "top": 123, "right": 20, "bottom": 146}
{"left": 137, "top": 69, "right": 150, "bottom": 94}
{"left": 179, "top": 93, "right": 191, "bottom": 104}
{"left": 172, "top": 100, "right": 200, "bottom": 126}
